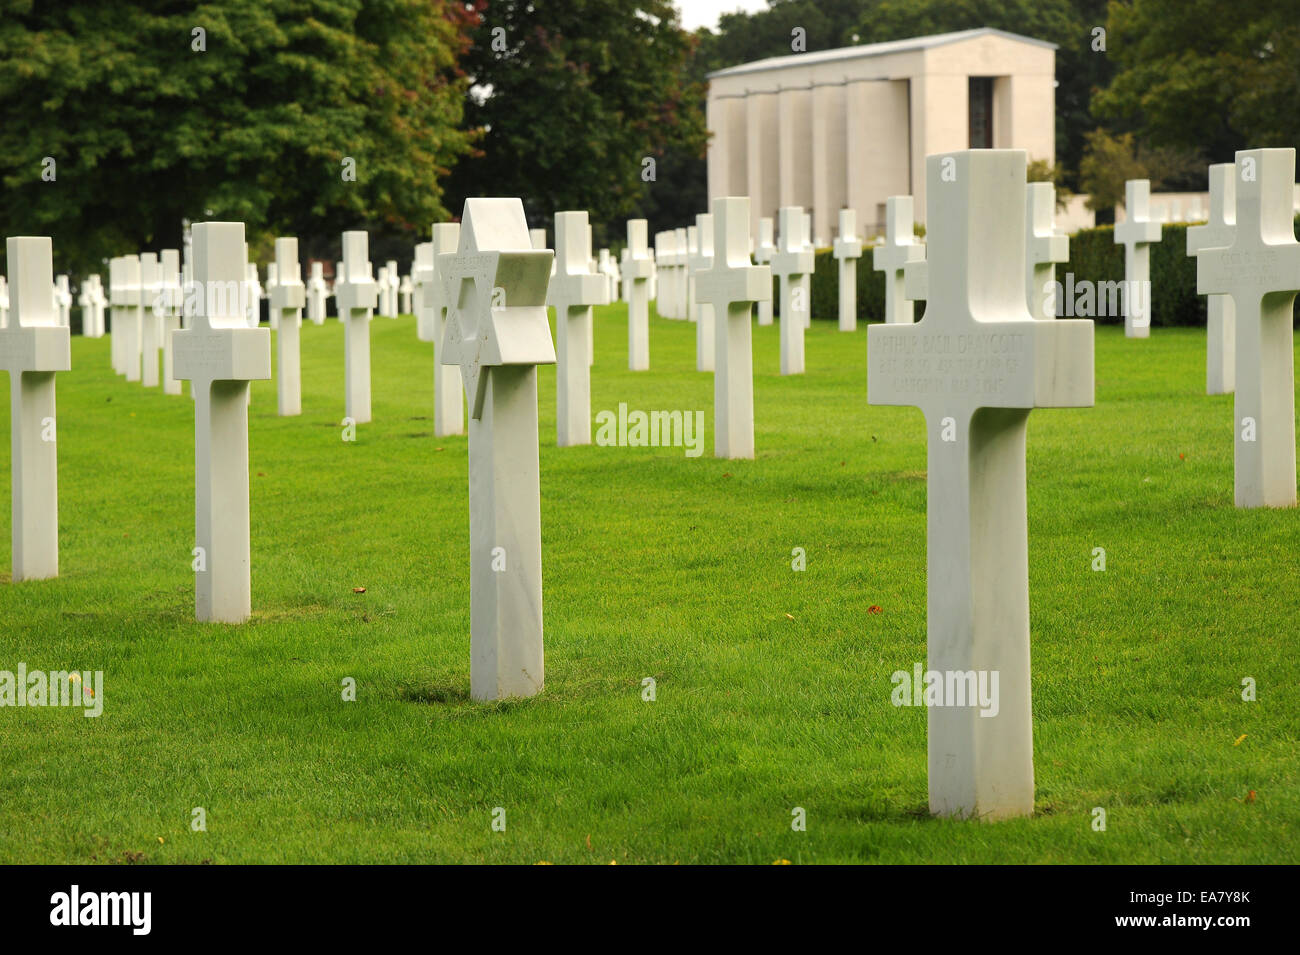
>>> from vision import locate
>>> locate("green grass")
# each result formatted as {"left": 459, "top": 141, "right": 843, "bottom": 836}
{"left": 1, "top": 307, "right": 1297, "bottom": 864}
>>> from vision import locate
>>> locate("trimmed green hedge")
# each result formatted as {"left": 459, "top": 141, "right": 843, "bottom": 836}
{"left": 797, "top": 214, "right": 1300, "bottom": 326}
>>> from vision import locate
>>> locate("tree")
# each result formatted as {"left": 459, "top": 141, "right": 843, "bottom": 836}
{"left": 445, "top": 0, "right": 707, "bottom": 250}
{"left": 1078, "top": 127, "right": 1206, "bottom": 215}
{"left": 0, "top": 0, "right": 476, "bottom": 275}
{"left": 1092, "top": 0, "right": 1300, "bottom": 171}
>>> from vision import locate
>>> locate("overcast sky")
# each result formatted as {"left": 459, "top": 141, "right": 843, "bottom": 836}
{"left": 675, "top": 0, "right": 769, "bottom": 33}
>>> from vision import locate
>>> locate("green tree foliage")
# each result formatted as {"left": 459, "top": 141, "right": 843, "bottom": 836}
{"left": 1079, "top": 128, "right": 1204, "bottom": 213}
{"left": 1094, "top": 0, "right": 1300, "bottom": 171}
{"left": 0, "top": 0, "right": 476, "bottom": 274}
{"left": 446, "top": 0, "right": 707, "bottom": 249}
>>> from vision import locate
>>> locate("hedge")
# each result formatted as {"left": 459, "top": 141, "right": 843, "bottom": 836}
{"left": 793, "top": 214, "right": 1300, "bottom": 326}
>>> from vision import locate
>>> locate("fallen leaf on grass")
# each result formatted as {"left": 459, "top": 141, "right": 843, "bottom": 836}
{"left": 353, "top": 587, "right": 366, "bottom": 594}
{"left": 1234, "top": 734, "right": 1246, "bottom": 746}
{"left": 868, "top": 605, "right": 883, "bottom": 615}
{"left": 772, "top": 859, "right": 791, "bottom": 865}
{"left": 784, "top": 613, "right": 795, "bottom": 620}
{"left": 1246, "top": 790, "right": 1256, "bottom": 802}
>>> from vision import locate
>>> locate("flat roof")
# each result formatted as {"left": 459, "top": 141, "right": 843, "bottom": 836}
{"left": 706, "top": 27, "right": 1057, "bottom": 80}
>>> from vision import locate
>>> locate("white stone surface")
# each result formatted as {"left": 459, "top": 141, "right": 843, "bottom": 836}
{"left": 306, "top": 262, "right": 328, "bottom": 325}
{"left": 244, "top": 260, "right": 262, "bottom": 328}
{"left": 691, "top": 213, "right": 716, "bottom": 371}
{"left": 696, "top": 197, "right": 769, "bottom": 459}
{"left": 385, "top": 260, "right": 400, "bottom": 317}
{"left": 868, "top": 150, "right": 1094, "bottom": 820}
{"left": 413, "top": 242, "right": 435, "bottom": 342}
{"left": 1195, "top": 148, "right": 1300, "bottom": 508}
{"left": 429, "top": 223, "right": 464, "bottom": 437}
{"left": 1025, "top": 182, "right": 1069, "bottom": 321}
{"left": 624, "top": 219, "right": 653, "bottom": 370}
{"left": 400, "top": 273, "right": 413, "bottom": 316}
{"left": 78, "top": 274, "right": 106, "bottom": 338}
{"left": 1186, "top": 163, "right": 1236, "bottom": 395}
{"left": 874, "top": 196, "right": 925, "bottom": 324}
{"left": 770, "top": 206, "right": 813, "bottom": 375}
{"left": 2, "top": 236, "right": 71, "bottom": 581}
{"left": 172, "top": 222, "right": 271, "bottom": 623}
{"left": 271, "top": 237, "right": 305, "bottom": 417}
{"left": 548, "top": 211, "right": 605, "bottom": 446}
{"left": 832, "top": 208, "right": 863, "bottom": 331}
{"left": 53, "top": 275, "right": 72, "bottom": 328}
{"left": 439, "top": 198, "right": 555, "bottom": 701}
{"left": 139, "top": 252, "right": 163, "bottom": 387}
{"left": 1114, "top": 179, "right": 1162, "bottom": 338}
{"left": 754, "top": 217, "right": 775, "bottom": 326}
{"left": 334, "top": 231, "right": 377, "bottom": 424}
{"left": 110, "top": 255, "right": 143, "bottom": 379}
{"left": 674, "top": 227, "right": 690, "bottom": 320}
{"left": 160, "top": 250, "right": 183, "bottom": 395}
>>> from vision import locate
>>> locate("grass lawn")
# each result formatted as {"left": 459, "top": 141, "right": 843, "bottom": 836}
{"left": 1, "top": 306, "right": 1296, "bottom": 864}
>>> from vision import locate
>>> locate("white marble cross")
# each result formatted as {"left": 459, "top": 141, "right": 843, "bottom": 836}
{"left": 624, "top": 219, "right": 653, "bottom": 371}
{"left": 868, "top": 150, "right": 1094, "bottom": 820}
{"left": 78, "top": 275, "right": 104, "bottom": 338}
{"left": 400, "top": 273, "right": 413, "bottom": 316}
{"left": 172, "top": 222, "right": 272, "bottom": 622}
{"left": 439, "top": 198, "right": 555, "bottom": 700}
{"left": 306, "top": 262, "right": 328, "bottom": 325}
{"left": 653, "top": 231, "right": 676, "bottom": 319}
{"left": 696, "top": 197, "right": 769, "bottom": 459}
{"left": 376, "top": 265, "right": 390, "bottom": 318}
{"left": 54, "top": 275, "right": 72, "bottom": 328}
{"left": 754, "top": 217, "right": 776, "bottom": 326}
{"left": 1186, "top": 163, "right": 1236, "bottom": 395}
{"left": 1195, "top": 147, "right": 1300, "bottom": 508}
{"left": 691, "top": 213, "right": 716, "bottom": 371}
{"left": 832, "top": 209, "right": 863, "bottom": 331}
{"left": 430, "top": 223, "right": 464, "bottom": 437}
{"left": 874, "top": 196, "right": 925, "bottom": 324}
{"left": 0, "top": 275, "right": 8, "bottom": 328}
{"left": 385, "top": 260, "right": 400, "bottom": 318}
{"left": 770, "top": 206, "right": 813, "bottom": 375}
{"left": 2, "top": 237, "right": 71, "bottom": 581}
{"left": 413, "top": 242, "right": 435, "bottom": 343}
{"left": 549, "top": 211, "right": 605, "bottom": 446}
{"left": 1025, "top": 183, "right": 1069, "bottom": 321}
{"left": 110, "top": 255, "right": 142, "bottom": 379}
{"left": 139, "top": 252, "right": 163, "bottom": 387}
{"left": 674, "top": 227, "right": 690, "bottom": 320}
{"left": 1113, "top": 179, "right": 1162, "bottom": 337}
{"left": 271, "top": 237, "right": 305, "bottom": 416}
{"left": 160, "top": 250, "right": 184, "bottom": 395}
{"left": 334, "top": 231, "right": 377, "bottom": 424}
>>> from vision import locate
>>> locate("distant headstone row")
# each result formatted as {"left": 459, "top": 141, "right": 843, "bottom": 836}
{"left": 5, "top": 146, "right": 1296, "bottom": 828}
